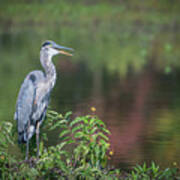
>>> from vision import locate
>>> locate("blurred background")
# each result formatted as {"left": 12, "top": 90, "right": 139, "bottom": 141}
{"left": 0, "top": 0, "right": 180, "bottom": 168}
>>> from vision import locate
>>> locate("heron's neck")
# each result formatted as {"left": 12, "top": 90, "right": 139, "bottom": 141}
{"left": 40, "top": 50, "right": 57, "bottom": 88}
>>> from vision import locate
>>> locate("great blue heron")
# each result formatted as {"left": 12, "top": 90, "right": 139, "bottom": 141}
{"left": 14, "top": 40, "right": 73, "bottom": 160}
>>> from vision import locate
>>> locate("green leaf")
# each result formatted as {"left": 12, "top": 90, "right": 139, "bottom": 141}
{"left": 97, "top": 132, "right": 109, "bottom": 141}
{"left": 101, "top": 127, "right": 110, "bottom": 134}
{"left": 96, "top": 119, "right": 105, "bottom": 127}
{"left": 74, "top": 131, "right": 84, "bottom": 138}
{"left": 56, "top": 142, "right": 68, "bottom": 150}
{"left": 59, "top": 124, "right": 68, "bottom": 129}
{"left": 49, "top": 122, "right": 62, "bottom": 130}
{"left": 59, "top": 150, "right": 69, "bottom": 156}
{"left": 90, "top": 127, "right": 98, "bottom": 134}
{"left": 89, "top": 118, "right": 96, "bottom": 125}
{"left": 60, "top": 136, "right": 71, "bottom": 141}
{"left": 47, "top": 110, "right": 59, "bottom": 115}
{"left": 83, "top": 116, "right": 90, "bottom": 124}
{"left": 69, "top": 117, "right": 84, "bottom": 127}
{"left": 99, "top": 139, "right": 108, "bottom": 146}
{"left": 92, "top": 134, "right": 98, "bottom": 141}
{"left": 64, "top": 139, "right": 76, "bottom": 145}
{"left": 72, "top": 124, "right": 83, "bottom": 134}
{"left": 58, "top": 119, "right": 68, "bottom": 124}
{"left": 59, "top": 129, "right": 70, "bottom": 138}
{"left": 64, "top": 111, "right": 72, "bottom": 119}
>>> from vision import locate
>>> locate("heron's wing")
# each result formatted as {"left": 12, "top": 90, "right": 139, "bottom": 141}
{"left": 15, "top": 74, "right": 37, "bottom": 134}
{"left": 15, "top": 71, "right": 47, "bottom": 143}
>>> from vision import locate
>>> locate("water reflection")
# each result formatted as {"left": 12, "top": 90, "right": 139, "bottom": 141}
{"left": 54, "top": 59, "right": 180, "bottom": 168}
{"left": 1, "top": 30, "right": 180, "bottom": 168}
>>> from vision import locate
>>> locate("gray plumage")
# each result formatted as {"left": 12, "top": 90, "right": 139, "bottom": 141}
{"left": 14, "top": 40, "right": 73, "bottom": 159}
{"left": 14, "top": 70, "right": 50, "bottom": 143}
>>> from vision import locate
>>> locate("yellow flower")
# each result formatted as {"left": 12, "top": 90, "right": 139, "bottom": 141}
{"left": 109, "top": 151, "right": 114, "bottom": 156}
{"left": 91, "top": 107, "right": 96, "bottom": 112}
{"left": 173, "top": 162, "right": 177, "bottom": 166}
{"left": 0, "top": 156, "right": 5, "bottom": 160}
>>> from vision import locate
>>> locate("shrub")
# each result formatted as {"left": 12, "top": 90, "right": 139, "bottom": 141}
{"left": 0, "top": 111, "right": 120, "bottom": 179}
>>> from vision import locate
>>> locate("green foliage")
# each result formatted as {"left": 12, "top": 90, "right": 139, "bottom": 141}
{"left": 0, "top": 122, "right": 17, "bottom": 179}
{"left": 0, "top": 111, "right": 179, "bottom": 179}
{"left": 128, "top": 162, "right": 178, "bottom": 180}
{"left": 43, "top": 110, "right": 112, "bottom": 179}
{"left": 0, "top": 110, "right": 119, "bottom": 179}
{"left": 0, "top": 122, "right": 14, "bottom": 150}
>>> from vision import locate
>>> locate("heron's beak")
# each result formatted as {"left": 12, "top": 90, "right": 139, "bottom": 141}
{"left": 53, "top": 43, "right": 74, "bottom": 56}
{"left": 59, "top": 50, "right": 73, "bottom": 56}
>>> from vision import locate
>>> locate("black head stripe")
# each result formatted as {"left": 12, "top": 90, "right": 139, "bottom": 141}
{"left": 42, "top": 41, "right": 51, "bottom": 47}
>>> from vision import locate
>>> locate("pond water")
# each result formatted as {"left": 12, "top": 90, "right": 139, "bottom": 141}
{"left": 0, "top": 24, "right": 180, "bottom": 169}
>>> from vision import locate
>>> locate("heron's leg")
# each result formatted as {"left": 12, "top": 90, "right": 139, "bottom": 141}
{"left": 25, "top": 139, "right": 29, "bottom": 161}
{"left": 25, "top": 121, "right": 30, "bottom": 161}
{"left": 36, "top": 121, "right": 40, "bottom": 159}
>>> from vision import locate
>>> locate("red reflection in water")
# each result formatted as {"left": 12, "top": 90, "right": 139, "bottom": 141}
{"left": 73, "top": 69, "right": 154, "bottom": 167}
{"left": 108, "top": 70, "right": 153, "bottom": 166}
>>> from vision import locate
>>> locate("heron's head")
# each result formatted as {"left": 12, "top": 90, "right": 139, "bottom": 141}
{"left": 41, "top": 40, "right": 73, "bottom": 58}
